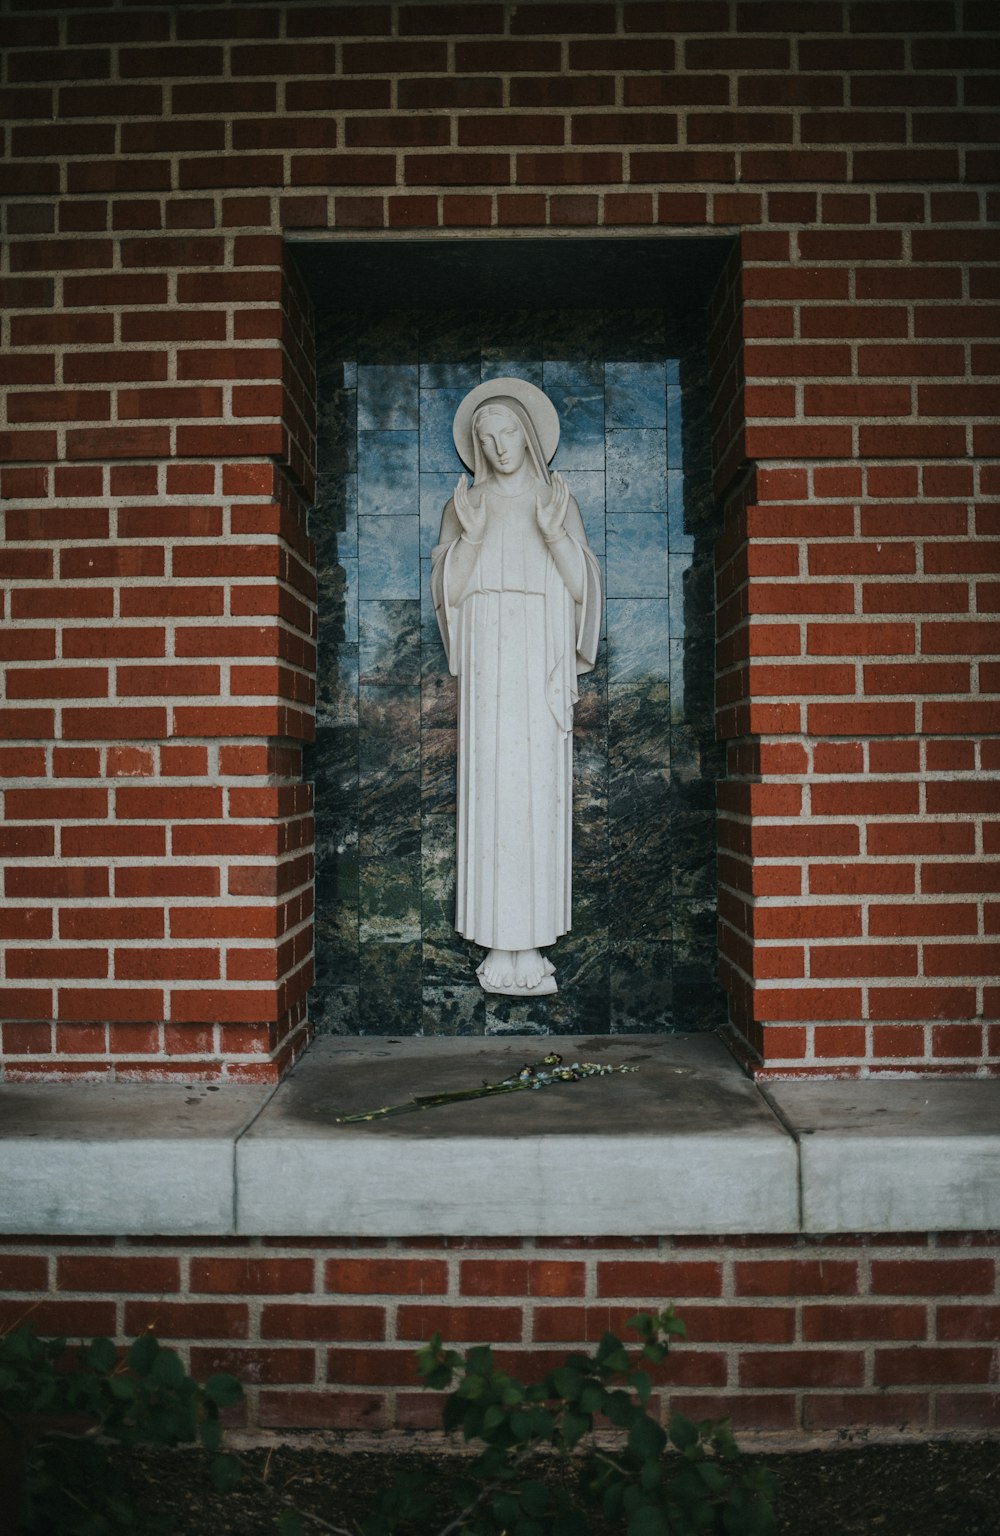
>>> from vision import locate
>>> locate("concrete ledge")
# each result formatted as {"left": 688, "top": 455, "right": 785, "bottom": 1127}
{"left": 0, "top": 1035, "right": 998, "bottom": 1238}
{"left": 0, "top": 1080, "right": 266, "bottom": 1236}
{"left": 765, "top": 1078, "right": 1000, "bottom": 1234}
{"left": 235, "top": 1035, "right": 797, "bottom": 1236}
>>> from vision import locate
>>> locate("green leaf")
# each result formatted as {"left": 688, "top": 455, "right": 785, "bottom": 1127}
{"left": 627, "top": 1413, "right": 667, "bottom": 1461}
{"left": 561, "top": 1409, "right": 591, "bottom": 1450}
{"left": 204, "top": 1372, "right": 244, "bottom": 1408}
{"left": 83, "top": 1338, "right": 118, "bottom": 1375}
{"left": 519, "top": 1479, "right": 550, "bottom": 1517}
{"left": 668, "top": 1412, "right": 700, "bottom": 1452}
{"left": 127, "top": 1333, "right": 159, "bottom": 1376}
{"left": 579, "top": 1382, "right": 604, "bottom": 1414}
{"left": 627, "top": 1505, "right": 669, "bottom": 1536}
{"left": 696, "top": 1460, "right": 727, "bottom": 1494}
{"left": 278, "top": 1511, "right": 306, "bottom": 1536}
{"left": 628, "top": 1368, "right": 652, "bottom": 1405}
{"left": 604, "top": 1388, "right": 635, "bottom": 1427}
{"left": 551, "top": 1366, "right": 584, "bottom": 1402}
{"left": 640, "top": 1458, "right": 663, "bottom": 1492}
{"left": 151, "top": 1349, "right": 185, "bottom": 1389}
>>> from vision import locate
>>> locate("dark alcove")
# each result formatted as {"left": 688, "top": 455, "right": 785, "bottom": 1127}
{"left": 295, "top": 236, "right": 731, "bottom": 1038}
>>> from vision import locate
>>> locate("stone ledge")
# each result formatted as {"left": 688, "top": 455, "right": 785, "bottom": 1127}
{"left": 0, "top": 1035, "right": 997, "bottom": 1238}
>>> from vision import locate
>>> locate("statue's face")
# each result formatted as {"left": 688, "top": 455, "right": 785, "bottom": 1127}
{"left": 475, "top": 409, "right": 527, "bottom": 477}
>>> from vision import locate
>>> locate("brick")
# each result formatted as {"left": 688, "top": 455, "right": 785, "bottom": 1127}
{"left": 596, "top": 1261, "right": 723, "bottom": 1298}
{"left": 60, "top": 909, "right": 164, "bottom": 941}
{"left": 741, "top": 1350, "right": 864, "bottom": 1389}
{"left": 61, "top": 826, "right": 166, "bottom": 859}
{"left": 0, "top": 1300, "right": 117, "bottom": 1337}
{"left": 191, "top": 1258, "right": 315, "bottom": 1295}
{"left": 58, "top": 1255, "right": 180, "bottom": 1293}
{"left": 58, "top": 987, "right": 162, "bottom": 1023}
{"left": 261, "top": 1303, "right": 385, "bottom": 1342}
{"left": 875, "top": 1348, "right": 995, "bottom": 1387}
{"left": 459, "top": 1260, "right": 585, "bottom": 1298}
{"left": 804, "top": 1392, "right": 930, "bottom": 1430}
{"left": 125, "top": 1301, "right": 250, "bottom": 1341}
{"left": 397, "top": 1304, "right": 523, "bottom": 1342}
{"left": 872, "top": 1260, "right": 994, "bottom": 1296}
{"left": 326, "top": 1258, "right": 448, "bottom": 1296}
{"left": 735, "top": 1260, "right": 859, "bottom": 1297}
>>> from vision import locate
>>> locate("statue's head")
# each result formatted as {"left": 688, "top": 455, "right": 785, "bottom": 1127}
{"left": 454, "top": 379, "right": 559, "bottom": 487}
{"left": 473, "top": 405, "right": 528, "bottom": 478}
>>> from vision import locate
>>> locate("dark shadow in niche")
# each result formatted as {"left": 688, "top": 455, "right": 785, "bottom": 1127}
{"left": 297, "top": 238, "right": 733, "bottom": 1040}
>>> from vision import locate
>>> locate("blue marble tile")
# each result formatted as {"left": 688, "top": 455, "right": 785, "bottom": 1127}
{"left": 560, "top": 472, "right": 605, "bottom": 557}
{"left": 357, "top": 430, "right": 418, "bottom": 518}
{"left": 357, "top": 364, "right": 419, "bottom": 431}
{"left": 420, "top": 472, "right": 457, "bottom": 557}
{"left": 421, "top": 641, "right": 457, "bottom": 729}
{"left": 316, "top": 387, "right": 357, "bottom": 476}
{"left": 547, "top": 380, "right": 605, "bottom": 471}
{"left": 419, "top": 387, "right": 466, "bottom": 473}
{"left": 606, "top": 598, "right": 670, "bottom": 685}
{"left": 420, "top": 558, "right": 438, "bottom": 630}
{"left": 606, "top": 513, "right": 670, "bottom": 599}
{"left": 605, "top": 361, "right": 667, "bottom": 429}
{"left": 666, "top": 386, "right": 683, "bottom": 468}
{"left": 606, "top": 430, "right": 667, "bottom": 514}
{"left": 313, "top": 557, "right": 359, "bottom": 646}
{"left": 359, "top": 599, "right": 421, "bottom": 685}
{"left": 421, "top": 361, "right": 480, "bottom": 390}
{"left": 666, "top": 470, "right": 690, "bottom": 551}
{"left": 358, "top": 515, "right": 419, "bottom": 600}
{"left": 665, "top": 356, "right": 680, "bottom": 387}
{"left": 314, "top": 637, "right": 358, "bottom": 727}
{"left": 668, "top": 551, "right": 693, "bottom": 637}
{"left": 544, "top": 359, "right": 604, "bottom": 389}
{"left": 480, "top": 355, "right": 543, "bottom": 386}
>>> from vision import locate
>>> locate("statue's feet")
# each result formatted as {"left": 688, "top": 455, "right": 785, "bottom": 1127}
{"left": 476, "top": 948, "right": 557, "bottom": 997}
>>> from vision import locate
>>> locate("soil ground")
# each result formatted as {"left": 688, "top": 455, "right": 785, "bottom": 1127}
{"left": 115, "top": 1437, "right": 1000, "bottom": 1535}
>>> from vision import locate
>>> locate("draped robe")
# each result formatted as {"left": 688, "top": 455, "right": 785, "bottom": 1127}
{"left": 431, "top": 482, "right": 601, "bottom": 953}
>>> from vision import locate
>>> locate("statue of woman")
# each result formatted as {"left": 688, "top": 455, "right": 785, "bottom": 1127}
{"left": 431, "top": 378, "right": 602, "bottom": 997}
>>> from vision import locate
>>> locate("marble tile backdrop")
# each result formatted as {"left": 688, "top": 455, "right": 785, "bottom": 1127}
{"left": 305, "top": 309, "right": 725, "bottom": 1038}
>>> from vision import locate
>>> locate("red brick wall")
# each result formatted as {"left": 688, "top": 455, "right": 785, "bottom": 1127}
{"left": 1, "top": 1232, "right": 997, "bottom": 1434}
{"left": 1, "top": 0, "right": 999, "bottom": 1078}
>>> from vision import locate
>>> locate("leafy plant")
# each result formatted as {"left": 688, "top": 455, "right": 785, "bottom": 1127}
{"left": 0, "top": 1323, "right": 243, "bottom": 1535}
{"left": 362, "top": 1308, "right": 776, "bottom": 1536}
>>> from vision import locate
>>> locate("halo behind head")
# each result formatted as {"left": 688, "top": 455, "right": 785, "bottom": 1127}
{"left": 453, "top": 377, "right": 559, "bottom": 471}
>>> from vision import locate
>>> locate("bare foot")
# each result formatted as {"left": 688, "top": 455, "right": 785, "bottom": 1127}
{"left": 476, "top": 948, "right": 557, "bottom": 996}
{"left": 478, "top": 949, "right": 515, "bottom": 989}
{"left": 514, "top": 949, "right": 547, "bottom": 989}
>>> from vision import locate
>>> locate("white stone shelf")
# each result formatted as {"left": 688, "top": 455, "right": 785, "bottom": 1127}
{"left": 0, "top": 1035, "right": 997, "bottom": 1238}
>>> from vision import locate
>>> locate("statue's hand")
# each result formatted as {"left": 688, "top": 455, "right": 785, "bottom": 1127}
{"left": 454, "top": 474, "right": 486, "bottom": 544}
{"left": 536, "top": 471, "right": 570, "bottom": 543}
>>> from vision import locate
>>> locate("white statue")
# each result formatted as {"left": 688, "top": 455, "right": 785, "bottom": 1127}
{"left": 431, "top": 378, "right": 602, "bottom": 997}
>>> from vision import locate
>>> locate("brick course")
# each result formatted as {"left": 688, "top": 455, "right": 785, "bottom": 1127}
{"left": 0, "top": 1233, "right": 995, "bottom": 1435}
{"left": 1, "top": 0, "right": 998, "bottom": 1078}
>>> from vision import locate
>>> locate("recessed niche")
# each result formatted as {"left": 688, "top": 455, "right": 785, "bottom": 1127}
{"left": 296, "top": 237, "right": 731, "bottom": 1039}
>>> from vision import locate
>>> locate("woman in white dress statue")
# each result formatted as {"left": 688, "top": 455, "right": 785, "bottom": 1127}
{"left": 431, "top": 378, "right": 602, "bottom": 997}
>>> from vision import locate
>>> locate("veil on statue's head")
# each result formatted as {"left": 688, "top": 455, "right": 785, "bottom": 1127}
{"left": 453, "top": 377, "right": 560, "bottom": 489}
